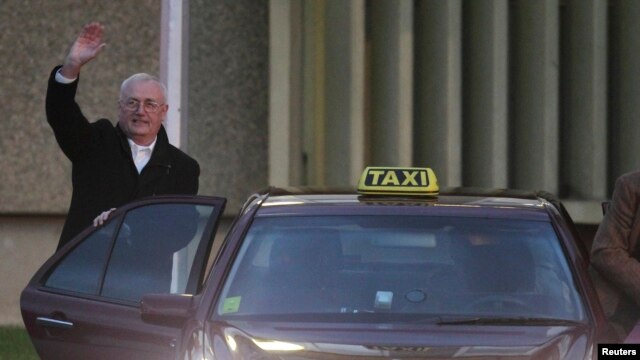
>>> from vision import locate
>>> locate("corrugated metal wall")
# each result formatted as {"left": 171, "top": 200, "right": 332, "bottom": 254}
{"left": 270, "top": 0, "right": 630, "bottom": 224}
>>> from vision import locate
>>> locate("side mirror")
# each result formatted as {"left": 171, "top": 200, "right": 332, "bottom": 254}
{"left": 140, "top": 293, "right": 194, "bottom": 327}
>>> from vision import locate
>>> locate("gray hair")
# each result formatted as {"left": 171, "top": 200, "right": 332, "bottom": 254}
{"left": 119, "top": 73, "right": 167, "bottom": 101}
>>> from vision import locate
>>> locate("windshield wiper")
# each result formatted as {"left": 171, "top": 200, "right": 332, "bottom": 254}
{"left": 436, "top": 316, "right": 584, "bottom": 326}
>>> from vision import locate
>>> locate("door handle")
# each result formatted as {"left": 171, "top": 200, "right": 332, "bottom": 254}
{"left": 36, "top": 316, "right": 74, "bottom": 330}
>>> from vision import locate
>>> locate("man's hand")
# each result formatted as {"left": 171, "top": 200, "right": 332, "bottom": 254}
{"left": 60, "top": 22, "right": 106, "bottom": 79}
{"left": 93, "top": 208, "right": 116, "bottom": 227}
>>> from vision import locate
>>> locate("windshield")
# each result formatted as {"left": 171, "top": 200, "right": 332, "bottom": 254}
{"left": 215, "top": 215, "right": 586, "bottom": 322}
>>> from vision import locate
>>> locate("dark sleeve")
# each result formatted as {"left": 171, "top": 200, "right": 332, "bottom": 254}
{"left": 181, "top": 157, "right": 200, "bottom": 195}
{"left": 45, "top": 65, "right": 93, "bottom": 162}
{"left": 591, "top": 174, "right": 640, "bottom": 306}
{"left": 167, "top": 147, "right": 200, "bottom": 195}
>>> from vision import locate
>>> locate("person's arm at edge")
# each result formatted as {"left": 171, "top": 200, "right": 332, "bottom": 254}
{"left": 591, "top": 173, "right": 640, "bottom": 307}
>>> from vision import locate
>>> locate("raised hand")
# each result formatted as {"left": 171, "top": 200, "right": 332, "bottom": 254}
{"left": 60, "top": 22, "right": 107, "bottom": 79}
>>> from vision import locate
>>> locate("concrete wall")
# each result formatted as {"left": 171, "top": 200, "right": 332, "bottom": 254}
{"left": 0, "top": 217, "right": 62, "bottom": 324}
{"left": 189, "top": 0, "right": 269, "bottom": 211}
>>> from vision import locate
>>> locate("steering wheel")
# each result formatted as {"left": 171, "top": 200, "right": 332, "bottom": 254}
{"left": 464, "top": 295, "right": 533, "bottom": 313}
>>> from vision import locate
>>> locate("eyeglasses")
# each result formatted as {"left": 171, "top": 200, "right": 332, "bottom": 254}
{"left": 120, "top": 98, "right": 165, "bottom": 113}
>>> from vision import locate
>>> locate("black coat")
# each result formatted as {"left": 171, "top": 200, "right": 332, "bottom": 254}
{"left": 46, "top": 66, "right": 200, "bottom": 250}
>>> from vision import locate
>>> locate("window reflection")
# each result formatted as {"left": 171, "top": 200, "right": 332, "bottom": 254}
{"left": 101, "top": 204, "right": 209, "bottom": 302}
{"left": 45, "top": 222, "right": 116, "bottom": 294}
{"left": 217, "top": 216, "right": 585, "bottom": 322}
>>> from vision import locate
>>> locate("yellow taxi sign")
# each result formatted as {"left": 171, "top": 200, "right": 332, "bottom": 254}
{"left": 357, "top": 167, "right": 439, "bottom": 196}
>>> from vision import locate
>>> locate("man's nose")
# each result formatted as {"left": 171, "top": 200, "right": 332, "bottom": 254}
{"left": 135, "top": 103, "right": 146, "bottom": 113}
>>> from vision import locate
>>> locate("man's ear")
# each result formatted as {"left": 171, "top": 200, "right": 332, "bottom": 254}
{"left": 161, "top": 104, "right": 169, "bottom": 122}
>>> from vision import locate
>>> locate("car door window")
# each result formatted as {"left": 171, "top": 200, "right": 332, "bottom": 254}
{"left": 100, "top": 203, "right": 212, "bottom": 302}
{"left": 45, "top": 221, "right": 116, "bottom": 294}
{"left": 42, "top": 200, "right": 221, "bottom": 304}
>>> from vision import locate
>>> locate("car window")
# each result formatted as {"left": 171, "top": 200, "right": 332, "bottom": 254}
{"left": 44, "top": 203, "right": 217, "bottom": 303}
{"left": 101, "top": 204, "right": 212, "bottom": 302}
{"left": 45, "top": 221, "right": 117, "bottom": 294}
{"left": 215, "top": 215, "right": 586, "bottom": 322}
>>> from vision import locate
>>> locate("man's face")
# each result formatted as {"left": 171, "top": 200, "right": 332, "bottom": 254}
{"left": 118, "top": 80, "right": 168, "bottom": 146}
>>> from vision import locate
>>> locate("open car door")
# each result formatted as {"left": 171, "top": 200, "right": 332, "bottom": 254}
{"left": 20, "top": 195, "right": 226, "bottom": 360}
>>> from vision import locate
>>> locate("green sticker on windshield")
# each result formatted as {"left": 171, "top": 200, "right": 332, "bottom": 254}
{"left": 222, "top": 296, "right": 242, "bottom": 314}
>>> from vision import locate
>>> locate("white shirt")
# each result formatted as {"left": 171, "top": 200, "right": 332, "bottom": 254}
{"left": 128, "top": 138, "right": 157, "bottom": 173}
{"left": 55, "top": 70, "right": 76, "bottom": 84}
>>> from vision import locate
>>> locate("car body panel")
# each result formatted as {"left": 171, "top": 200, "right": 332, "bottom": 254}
{"left": 205, "top": 320, "right": 593, "bottom": 359}
{"left": 21, "top": 195, "right": 226, "bottom": 360}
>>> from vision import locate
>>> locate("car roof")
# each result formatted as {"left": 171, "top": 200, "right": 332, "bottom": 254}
{"left": 255, "top": 186, "right": 558, "bottom": 212}
{"left": 237, "top": 185, "right": 585, "bottom": 259}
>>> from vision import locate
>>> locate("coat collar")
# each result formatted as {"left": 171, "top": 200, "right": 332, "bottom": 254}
{"left": 117, "top": 123, "right": 172, "bottom": 168}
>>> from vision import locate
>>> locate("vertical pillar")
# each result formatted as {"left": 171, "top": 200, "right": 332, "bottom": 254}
{"left": 563, "top": 0, "right": 608, "bottom": 199}
{"left": 160, "top": 0, "right": 189, "bottom": 149}
{"left": 463, "top": 0, "right": 509, "bottom": 188}
{"left": 269, "top": 0, "right": 303, "bottom": 186}
{"left": 610, "top": 1, "right": 640, "bottom": 181}
{"left": 414, "top": 0, "right": 462, "bottom": 186}
{"left": 511, "top": 0, "right": 559, "bottom": 193}
{"left": 370, "top": 0, "right": 414, "bottom": 167}
{"left": 324, "top": 0, "right": 365, "bottom": 186}
{"left": 300, "top": 0, "right": 326, "bottom": 185}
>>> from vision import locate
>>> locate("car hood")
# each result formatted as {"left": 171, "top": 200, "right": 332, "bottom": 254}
{"left": 205, "top": 321, "right": 594, "bottom": 359}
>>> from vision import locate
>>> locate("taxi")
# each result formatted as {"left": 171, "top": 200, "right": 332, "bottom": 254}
{"left": 21, "top": 167, "right": 614, "bottom": 359}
